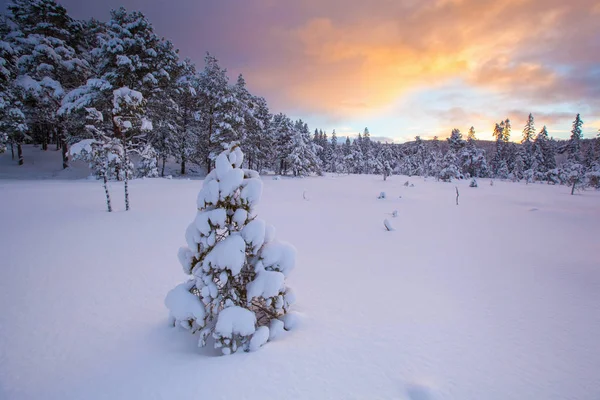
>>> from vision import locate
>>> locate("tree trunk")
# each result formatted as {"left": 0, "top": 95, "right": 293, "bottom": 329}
{"left": 181, "top": 159, "right": 186, "bottom": 175}
{"left": 103, "top": 174, "right": 112, "bottom": 212}
{"left": 10, "top": 143, "right": 14, "bottom": 160}
{"left": 61, "top": 138, "right": 69, "bottom": 169}
{"left": 161, "top": 155, "right": 166, "bottom": 177}
{"left": 17, "top": 143, "right": 23, "bottom": 165}
{"left": 124, "top": 149, "right": 130, "bottom": 211}
{"left": 42, "top": 125, "right": 48, "bottom": 151}
{"left": 571, "top": 180, "right": 576, "bottom": 195}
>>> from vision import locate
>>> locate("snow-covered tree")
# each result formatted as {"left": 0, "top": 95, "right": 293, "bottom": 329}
{"left": 438, "top": 150, "right": 461, "bottom": 182}
{"left": 460, "top": 128, "right": 488, "bottom": 178}
{"left": 512, "top": 153, "right": 524, "bottom": 181}
{"left": 137, "top": 143, "right": 159, "bottom": 178}
{"left": 562, "top": 114, "right": 585, "bottom": 194}
{"left": 0, "top": 20, "right": 27, "bottom": 164}
{"left": 521, "top": 113, "right": 535, "bottom": 171}
{"left": 287, "top": 119, "right": 321, "bottom": 177}
{"left": 380, "top": 143, "right": 394, "bottom": 180}
{"left": 8, "top": 0, "right": 89, "bottom": 166}
{"left": 271, "top": 113, "right": 293, "bottom": 175}
{"left": 244, "top": 95, "right": 272, "bottom": 172}
{"left": 165, "top": 144, "right": 297, "bottom": 355}
{"left": 585, "top": 131, "right": 600, "bottom": 188}
{"left": 197, "top": 53, "right": 242, "bottom": 171}
{"left": 447, "top": 128, "right": 465, "bottom": 152}
{"left": 329, "top": 129, "right": 344, "bottom": 174}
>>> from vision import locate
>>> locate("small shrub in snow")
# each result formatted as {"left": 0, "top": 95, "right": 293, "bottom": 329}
{"left": 404, "top": 181, "right": 409, "bottom": 187}
{"left": 165, "top": 144, "right": 297, "bottom": 355}
{"left": 377, "top": 191, "right": 386, "bottom": 199}
{"left": 490, "top": 180, "right": 494, "bottom": 186}
{"left": 273, "top": 176, "right": 281, "bottom": 180}
{"left": 392, "top": 210, "right": 398, "bottom": 218}
{"left": 384, "top": 219, "right": 395, "bottom": 231}
{"left": 469, "top": 178, "right": 478, "bottom": 188}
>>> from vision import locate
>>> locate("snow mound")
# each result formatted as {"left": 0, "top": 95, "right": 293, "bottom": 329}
{"left": 215, "top": 306, "right": 256, "bottom": 338}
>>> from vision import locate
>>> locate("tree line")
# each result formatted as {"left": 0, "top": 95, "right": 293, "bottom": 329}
{"left": 0, "top": 0, "right": 598, "bottom": 192}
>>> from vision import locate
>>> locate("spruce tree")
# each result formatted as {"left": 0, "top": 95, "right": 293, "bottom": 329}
{"left": 166, "top": 144, "right": 297, "bottom": 355}
{"left": 521, "top": 113, "right": 535, "bottom": 171}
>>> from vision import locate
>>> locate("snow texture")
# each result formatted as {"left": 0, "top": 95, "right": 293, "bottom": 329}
{"left": 214, "top": 306, "right": 256, "bottom": 338}
{"left": 249, "top": 326, "right": 270, "bottom": 351}
{"left": 164, "top": 282, "right": 206, "bottom": 325}
{"left": 1, "top": 150, "right": 599, "bottom": 400}
{"left": 201, "top": 234, "right": 246, "bottom": 276}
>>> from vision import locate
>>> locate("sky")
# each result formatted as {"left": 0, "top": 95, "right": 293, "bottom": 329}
{"left": 4, "top": 0, "right": 600, "bottom": 142}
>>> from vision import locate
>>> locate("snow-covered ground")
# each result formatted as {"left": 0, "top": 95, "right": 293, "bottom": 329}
{"left": 1, "top": 151, "right": 600, "bottom": 399}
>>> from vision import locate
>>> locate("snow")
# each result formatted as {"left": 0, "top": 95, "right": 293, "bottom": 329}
{"left": 112, "top": 86, "right": 144, "bottom": 113}
{"left": 241, "top": 218, "right": 266, "bottom": 253}
{"left": 214, "top": 306, "right": 256, "bottom": 338}
{"left": 260, "top": 241, "right": 297, "bottom": 276}
{"left": 141, "top": 117, "right": 153, "bottom": 131}
{"left": 249, "top": 326, "right": 270, "bottom": 352}
{"left": 246, "top": 270, "right": 285, "bottom": 301}
{"left": 69, "top": 139, "right": 96, "bottom": 157}
{"left": 1, "top": 152, "right": 600, "bottom": 399}
{"left": 164, "top": 282, "right": 205, "bottom": 325}
{"left": 269, "top": 319, "right": 285, "bottom": 340}
{"left": 201, "top": 234, "right": 246, "bottom": 276}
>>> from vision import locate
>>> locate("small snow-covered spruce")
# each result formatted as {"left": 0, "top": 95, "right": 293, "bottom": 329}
{"left": 469, "top": 178, "right": 478, "bottom": 188}
{"left": 166, "top": 144, "right": 297, "bottom": 355}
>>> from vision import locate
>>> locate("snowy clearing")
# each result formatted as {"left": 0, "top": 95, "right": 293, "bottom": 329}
{"left": 1, "top": 173, "right": 599, "bottom": 400}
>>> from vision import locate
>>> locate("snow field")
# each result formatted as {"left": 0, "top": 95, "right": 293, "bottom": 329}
{"left": 0, "top": 174, "right": 599, "bottom": 399}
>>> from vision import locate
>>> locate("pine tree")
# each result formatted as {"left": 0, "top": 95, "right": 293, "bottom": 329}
{"left": 144, "top": 38, "right": 183, "bottom": 176}
{"left": 512, "top": 153, "right": 524, "bottom": 181}
{"left": 380, "top": 143, "right": 394, "bottom": 180}
{"left": 342, "top": 136, "right": 352, "bottom": 174}
{"left": 197, "top": 53, "right": 240, "bottom": 171}
{"left": 286, "top": 119, "right": 320, "bottom": 177}
{"left": 563, "top": 114, "right": 585, "bottom": 193}
{"left": 8, "top": 0, "right": 89, "bottom": 167}
{"left": 166, "top": 144, "right": 297, "bottom": 355}
{"left": 567, "top": 114, "right": 583, "bottom": 163}
{"left": 585, "top": 130, "right": 600, "bottom": 188}
{"left": 271, "top": 113, "right": 294, "bottom": 175}
{"left": 447, "top": 128, "right": 465, "bottom": 152}
{"left": 423, "top": 137, "right": 440, "bottom": 178}
{"left": 0, "top": 18, "right": 27, "bottom": 164}
{"left": 244, "top": 95, "right": 272, "bottom": 172}
{"left": 329, "top": 129, "right": 343, "bottom": 173}
{"left": 438, "top": 150, "right": 461, "bottom": 182}
{"left": 461, "top": 128, "right": 488, "bottom": 177}
{"left": 521, "top": 113, "right": 535, "bottom": 171}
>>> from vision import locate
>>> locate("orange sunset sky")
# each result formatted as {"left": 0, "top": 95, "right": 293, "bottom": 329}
{"left": 7, "top": 0, "right": 600, "bottom": 142}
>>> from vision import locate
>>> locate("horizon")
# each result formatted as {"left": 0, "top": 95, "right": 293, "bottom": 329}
{"left": 2, "top": 0, "right": 599, "bottom": 143}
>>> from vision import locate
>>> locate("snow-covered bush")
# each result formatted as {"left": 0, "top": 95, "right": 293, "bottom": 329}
{"left": 377, "top": 191, "right": 386, "bottom": 199}
{"left": 469, "top": 178, "right": 478, "bottom": 188}
{"left": 384, "top": 219, "right": 394, "bottom": 231}
{"left": 586, "top": 168, "right": 600, "bottom": 189}
{"left": 165, "top": 144, "right": 297, "bottom": 355}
